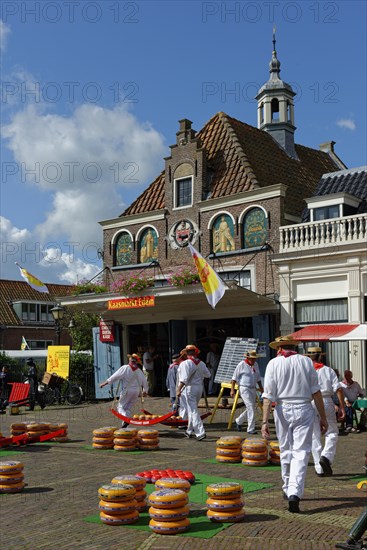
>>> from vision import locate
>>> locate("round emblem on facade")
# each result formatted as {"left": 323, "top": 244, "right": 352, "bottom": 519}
{"left": 167, "top": 219, "right": 198, "bottom": 249}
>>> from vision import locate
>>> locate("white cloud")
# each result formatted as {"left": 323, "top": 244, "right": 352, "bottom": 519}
{"left": 0, "top": 20, "right": 11, "bottom": 53}
{"left": 2, "top": 103, "right": 166, "bottom": 244}
{"left": 336, "top": 118, "right": 356, "bottom": 131}
{"left": 40, "top": 248, "right": 101, "bottom": 284}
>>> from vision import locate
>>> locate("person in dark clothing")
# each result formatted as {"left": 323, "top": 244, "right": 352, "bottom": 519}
{"left": 26, "top": 359, "right": 44, "bottom": 410}
{"left": 0, "top": 366, "right": 9, "bottom": 413}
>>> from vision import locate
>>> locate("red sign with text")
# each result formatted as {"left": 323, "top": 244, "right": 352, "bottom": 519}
{"left": 107, "top": 296, "right": 155, "bottom": 310}
{"left": 99, "top": 320, "right": 115, "bottom": 342}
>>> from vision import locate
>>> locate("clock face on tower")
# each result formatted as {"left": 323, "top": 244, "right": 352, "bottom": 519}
{"left": 167, "top": 219, "right": 198, "bottom": 249}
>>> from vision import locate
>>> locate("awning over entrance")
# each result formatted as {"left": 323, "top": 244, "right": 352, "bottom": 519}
{"left": 58, "top": 281, "right": 278, "bottom": 324}
{"left": 330, "top": 323, "right": 367, "bottom": 341}
{"left": 288, "top": 324, "right": 359, "bottom": 341}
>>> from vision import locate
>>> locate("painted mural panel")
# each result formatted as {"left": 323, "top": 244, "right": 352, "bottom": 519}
{"left": 139, "top": 228, "right": 158, "bottom": 263}
{"left": 213, "top": 214, "right": 235, "bottom": 253}
{"left": 243, "top": 208, "right": 267, "bottom": 248}
{"left": 115, "top": 232, "right": 133, "bottom": 265}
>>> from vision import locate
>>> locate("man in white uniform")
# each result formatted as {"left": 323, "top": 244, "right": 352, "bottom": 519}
{"left": 177, "top": 344, "right": 210, "bottom": 440}
{"left": 307, "top": 347, "right": 345, "bottom": 477}
{"left": 230, "top": 350, "right": 263, "bottom": 434}
{"left": 261, "top": 336, "right": 328, "bottom": 513}
{"left": 100, "top": 353, "right": 148, "bottom": 426}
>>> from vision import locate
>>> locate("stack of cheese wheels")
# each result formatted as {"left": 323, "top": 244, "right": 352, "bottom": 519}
{"left": 148, "top": 489, "right": 190, "bottom": 535}
{"left": 241, "top": 438, "right": 268, "bottom": 466}
{"left": 206, "top": 482, "right": 245, "bottom": 522}
{"left": 111, "top": 475, "right": 148, "bottom": 512}
{"left": 216, "top": 436, "right": 242, "bottom": 463}
{"left": 26, "top": 422, "right": 50, "bottom": 438}
{"left": 137, "top": 429, "right": 159, "bottom": 451}
{"left": 113, "top": 429, "right": 137, "bottom": 452}
{"left": 93, "top": 427, "right": 116, "bottom": 450}
{"left": 49, "top": 422, "right": 69, "bottom": 442}
{"left": 98, "top": 483, "right": 139, "bottom": 525}
{"left": 269, "top": 441, "right": 281, "bottom": 464}
{"left": 0, "top": 461, "right": 25, "bottom": 493}
{"left": 10, "top": 422, "right": 27, "bottom": 436}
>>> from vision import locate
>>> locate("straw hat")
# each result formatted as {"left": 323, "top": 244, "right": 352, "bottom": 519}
{"left": 305, "top": 346, "right": 325, "bottom": 356}
{"left": 184, "top": 344, "right": 200, "bottom": 354}
{"left": 128, "top": 353, "right": 142, "bottom": 364}
{"left": 269, "top": 335, "right": 299, "bottom": 349}
{"left": 245, "top": 350, "right": 262, "bottom": 359}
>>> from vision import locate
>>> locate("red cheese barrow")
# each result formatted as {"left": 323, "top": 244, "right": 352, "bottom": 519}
{"left": 0, "top": 429, "right": 67, "bottom": 448}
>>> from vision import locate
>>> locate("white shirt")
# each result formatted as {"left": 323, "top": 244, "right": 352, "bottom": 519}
{"left": 262, "top": 353, "right": 320, "bottom": 404}
{"left": 107, "top": 364, "right": 148, "bottom": 392}
{"left": 232, "top": 360, "right": 261, "bottom": 389}
{"left": 178, "top": 358, "right": 210, "bottom": 387}
{"left": 143, "top": 351, "right": 154, "bottom": 371}
{"left": 316, "top": 365, "right": 341, "bottom": 397}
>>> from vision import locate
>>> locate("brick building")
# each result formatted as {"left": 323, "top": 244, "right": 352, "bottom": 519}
{"left": 59, "top": 39, "right": 346, "bottom": 389}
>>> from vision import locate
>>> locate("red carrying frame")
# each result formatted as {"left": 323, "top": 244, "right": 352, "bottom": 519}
{"left": 8, "top": 383, "right": 30, "bottom": 407}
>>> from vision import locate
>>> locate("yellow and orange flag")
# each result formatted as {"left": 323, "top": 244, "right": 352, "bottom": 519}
{"left": 16, "top": 263, "right": 49, "bottom": 293}
{"left": 188, "top": 243, "right": 226, "bottom": 309}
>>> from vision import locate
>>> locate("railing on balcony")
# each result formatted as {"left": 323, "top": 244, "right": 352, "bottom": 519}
{"left": 279, "top": 213, "right": 367, "bottom": 252}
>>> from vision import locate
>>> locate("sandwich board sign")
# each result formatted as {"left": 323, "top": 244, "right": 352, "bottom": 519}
{"left": 214, "top": 337, "right": 259, "bottom": 384}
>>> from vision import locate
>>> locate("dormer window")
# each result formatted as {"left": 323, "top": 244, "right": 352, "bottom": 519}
{"left": 307, "top": 192, "right": 360, "bottom": 222}
{"left": 174, "top": 176, "right": 193, "bottom": 209}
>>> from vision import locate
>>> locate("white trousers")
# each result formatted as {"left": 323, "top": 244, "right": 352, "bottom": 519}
{"left": 274, "top": 402, "right": 314, "bottom": 499}
{"left": 236, "top": 386, "right": 257, "bottom": 432}
{"left": 312, "top": 397, "right": 338, "bottom": 474}
{"left": 117, "top": 387, "right": 140, "bottom": 419}
{"left": 179, "top": 391, "right": 188, "bottom": 420}
{"left": 185, "top": 385, "right": 205, "bottom": 438}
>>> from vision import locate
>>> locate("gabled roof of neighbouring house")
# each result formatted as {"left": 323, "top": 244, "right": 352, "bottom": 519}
{"left": 121, "top": 112, "right": 342, "bottom": 218}
{"left": 0, "top": 279, "right": 72, "bottom": 326}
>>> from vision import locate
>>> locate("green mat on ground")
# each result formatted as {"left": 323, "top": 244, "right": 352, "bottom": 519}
{"left": 84, "top": 510, "right": 227, "bottom": 538}
{"left": 0, "top": 449, "right": 25, "bottom": 456}
{"left": 348, "top": 475, "right": 367, "bottom": 482}
{"left": 84, "top": 473, "right": 273, "bottom": 537}
{"left": 203, "top": 459, "right": 280, "bottom": 470}
{"left": 83, "top": 445, "right": 143, "bottom": 454}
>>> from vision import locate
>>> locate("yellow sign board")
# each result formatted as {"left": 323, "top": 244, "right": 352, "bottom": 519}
{"left": 108, "top": 296, "right": 155, "bottom": 310}
{"left": 47, "top": 346, "right": 70, "bottom": 378}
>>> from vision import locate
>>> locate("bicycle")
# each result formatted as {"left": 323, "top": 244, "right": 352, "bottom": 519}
{"left": 40, "top": 376, "right": 83, "bottom": 406}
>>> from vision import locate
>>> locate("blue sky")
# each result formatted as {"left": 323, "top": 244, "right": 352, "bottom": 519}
{"left": 1, "top": 0, "right": 366, "bottom": 284}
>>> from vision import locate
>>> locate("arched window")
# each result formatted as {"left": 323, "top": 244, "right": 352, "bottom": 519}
{"left": 138, "top": 228, "right": 158, "bottom": 263}
{"left": 271, "top": 98, "right": 279, "bottom": 121}
{"left": 243, "top": 208, "right": 268, "bottom": 248}
{"left": 212, "top": 214, "right": 235, "bottom": 253}
{"left": 260, "top": 103, "right": 264, "bottom": 124}
{"left": 115, "top": 232, "right": 133, "bottom": 266}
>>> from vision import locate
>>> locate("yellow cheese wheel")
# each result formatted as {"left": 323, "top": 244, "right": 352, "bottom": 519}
{"left": 26, "top": 423, "right": 45, "bottom": 431}
{"left": 27, "top": 430, "right": 49, "bottom": 437}
{"left": 216, "top": 438, "right": 241, "bottom": 448}
{"left": 269, "top": 450, "right": 280, "bottom": 458}
{"left": 149, "top": 505, "right": 190, "bottom": 521}
{"left": 113, "top": 429, "right": 136, "bottom": 439}
{"left": 98, "top": 484, "right": 136, "bottom": 502}
{"left": 112, "top": 437, "right": 135, "bottom": 446}
{"left": 113, "top": 444, "right": 137, "bottom": 452}
{"left": 136, "top": 500, "right": 148, "bottom": 512}
{"left": 137, "top": 429, "right": 159, "bottom": 438}
{"left": 93, "top": 442, "right": 114, "bottom": 450}
{"left": 206, "top": 482, "right": 243, "bottom": 499}
{"left": 0, "top": 473, "right": 24, "bottom": 484}
{"left": 242, "top": 457, "right": 268, "bottom": 466}
{"left": 216, "top": 455, "right": 241, "bottom": 463}
{"left": 11, "top": 430, "right": 27, "bottom": 436}
{"left": 244, "top": 437, "right": 268, "bottom": 445}
{"left": 149, "top": 517, "right": 190, "bottom": 534}
{"left": 93, "top": 437, "right": 114, "bottom": 444}
{"left": 207, "top": 508, "right": 245, "bottom": 522}
{"left": 49, "top": 423, "right": 68, "bottom": 431}
{"left": 241, "top": 451, "right": 268, "bottom": 460}
{"left": 111, "top": 475, "right": 146, "bottom": 491}
{"left": 148, "top": 489, "right": 188, "bottom": 509}
{"left": 242, "top": 441, "right": 268, "bottom": 453}
{"left": 0, "top": 461, "right": 24, "bottom": 474}
{"left": 0, "top": 481, "right": 25, "bottom": 493}
{"left": 10, "top": 423, "right": 27, "bottom": 431}
{"left": 51, "top": 436, "right": 70, "bottom": 442}
{"left": 206, "top": 496, "right": 245, "bottom": 511}
{"left": 99, "top": 498, "right": 137, "bottom": 514}
{"left": 100, "top": 510, "right": 139, "bottom": 525}
{"left": 269, "top": 441, "right": 280, "bottom": 449}
{"left": 93, "top": 428, "right": 115, "bottom": 437}
{"left": 216, "top": 447, "right": 242, "bottom": 457}
{"left": 135, "top": 489, "right": 148, "bottom": 501}
{"left": 155, "top": 478, "right": 191, "bottom": 493}
{"left": 138, "top": 437, "right": 159, "bottom": 445}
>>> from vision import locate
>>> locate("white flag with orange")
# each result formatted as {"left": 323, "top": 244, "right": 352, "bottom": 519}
{"left": 188, "top": 243, "right": 226, "bottom": 309}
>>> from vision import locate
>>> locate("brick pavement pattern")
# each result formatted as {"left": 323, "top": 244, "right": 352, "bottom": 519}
{"left": 0, "top": 397, "right": 366, "bottom": 549}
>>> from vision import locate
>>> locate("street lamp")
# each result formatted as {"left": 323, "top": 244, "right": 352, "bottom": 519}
{"left": 50, "top": 305, "right": 65, "bottom": 345}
